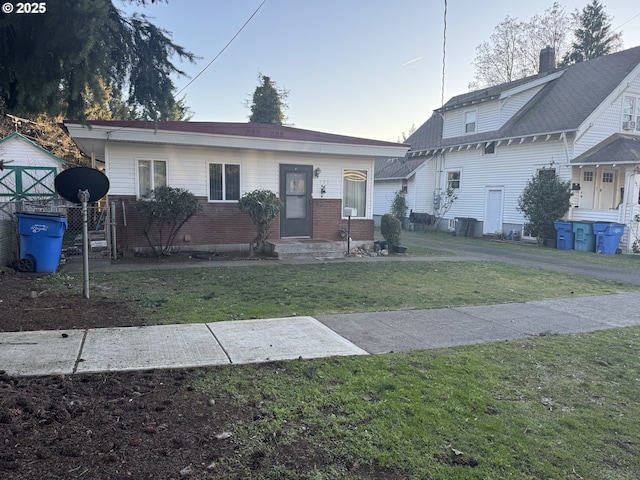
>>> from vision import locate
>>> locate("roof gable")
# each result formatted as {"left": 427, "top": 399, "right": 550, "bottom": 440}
{"left": 410, "top": 46, "right": 640, "bottom": 152}
{"left": 504, "top": 46, "right": 640, "bottom": 137}
{"left": 0, "top": 132, "right": 66, "bottom": 165}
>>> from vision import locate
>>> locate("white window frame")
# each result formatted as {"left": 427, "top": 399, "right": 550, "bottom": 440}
{"left": 483, "top": 141, "right": 496, "bottom": 156}
{"left": 464, "top": 109, "right": 477, "bottom": 134}
{"left": 137, "top": 159, "right": 167, "bottom": 198}
{"left": 207, "top": 162, "right": 241, "bottom": 202}
{"left": 446, "top": 170, "right": 461, "bottom": 190}
{"left": 535, "top": 166, "right": 557, "bottom": 179}
{"left": 342, "top": 168, "right": 368, "bottom": 218}
{"left": 622, "top": 95, "right": 640, "bottom": 131}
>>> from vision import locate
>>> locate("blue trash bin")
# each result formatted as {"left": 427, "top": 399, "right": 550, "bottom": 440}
{"left": 572, "top": 221, "right": 595, "bottom": 252}
{"left": 15, "top": 212, "right": 68, "bottom": 272}
{"left": 554, "top": 221, "right": 574, "bottom": 250}
{"left": 593, "top": 223, "right": 625, "bottom": 255}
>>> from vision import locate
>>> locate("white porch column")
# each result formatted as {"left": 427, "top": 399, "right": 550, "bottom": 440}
{"left": 623, "top": 169, "right": 640, "bottom": 252}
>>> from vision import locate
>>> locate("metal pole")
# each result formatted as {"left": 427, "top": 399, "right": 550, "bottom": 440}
{"left": 347, "top": 215, "right": 351, "bottom": 254}
{"left": 78, "top": 190, "right": 90, "bottom": 299}
{"left": 110, "top": 201, "right": 117, "bottom": 260}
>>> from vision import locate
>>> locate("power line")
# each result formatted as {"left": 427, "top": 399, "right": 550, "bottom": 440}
{"left": 175, "top": 0, "right": 269, "bottom": 97}
{"left": 613, "top": 11, "right": 640, "bottom": 32}
{"left": 441, "top": 0, "right": 447, "bottom": 109}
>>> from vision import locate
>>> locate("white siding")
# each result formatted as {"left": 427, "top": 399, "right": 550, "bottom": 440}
{"left": 437, "top": 139, "right": 570, "bottom": 228}
{"left": 498, "top": 85, "right": 545, "bottom": 127}
{"left": 106, "top": 142, "right": 376, "bottom": 217}
{"left": 443, "top": 101, "right": 501, "bottom": 139}
{"left": 373, "top": 180, "right": 401, "bottom": 216}
{"left": 575, "top": 70, "right": 640, "bottom": 157}
{"left": 0, "top": 136, "right": 64, "bottom": 197}
{"left": 412, "top": 160, "right": 436, "bottom": 213}
{"left": 443, "top": 85, "right": 548, "bottom": 139}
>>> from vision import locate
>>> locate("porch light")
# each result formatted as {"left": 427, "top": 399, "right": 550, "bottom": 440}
{"left": 315, "top": 167, "right": 321, "bottom": 177}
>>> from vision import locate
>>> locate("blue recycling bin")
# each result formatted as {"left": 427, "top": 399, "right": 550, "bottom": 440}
{"left": 554, "top": 221, "right": 574, "bottom": 250}
{"left": 15, "top": 212, "right": 68, "bottom": 272}
{"left": 572, "top": 221, "right": 595, "bottom": 252}
{"left": 593, "top": 223, "right": 625, "bottom": 255}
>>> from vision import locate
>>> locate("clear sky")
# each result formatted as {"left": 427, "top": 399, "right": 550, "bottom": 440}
{"left": 125, "top": 0, "right": 640, "bottom": 142}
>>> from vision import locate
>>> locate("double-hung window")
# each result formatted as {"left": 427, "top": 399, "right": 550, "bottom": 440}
{"left": 342, "top": 169, "right": 367, "bottom": 217}
{"left": 447, "top": 170, "right": 461, "bottom": 190}
{"left": 622, "top": 96, "right": 640, "bottom": 131}
{"left": 209, "top": 163, "right": 240, "bottom": 201}
{"left": 464, "top": 110, "right": 477, "bottom": 134}
{"left": 138, "top": 160, "right": 167, "bottom": 197}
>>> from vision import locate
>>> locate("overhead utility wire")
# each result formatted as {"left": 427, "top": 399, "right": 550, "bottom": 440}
{"left": 175, "top": 0, "right": 269, "bottom": 97}
{"left": 441, "top": 0, "right": 447, "bottom": 110}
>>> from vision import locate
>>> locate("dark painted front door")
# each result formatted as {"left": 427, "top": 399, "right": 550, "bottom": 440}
{"left": 280, "top": 164, "right": 312, "bottom": 237}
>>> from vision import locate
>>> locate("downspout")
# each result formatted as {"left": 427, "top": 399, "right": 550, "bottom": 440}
{"left": 562, "top": 131, "right": 574, "bottom": 221}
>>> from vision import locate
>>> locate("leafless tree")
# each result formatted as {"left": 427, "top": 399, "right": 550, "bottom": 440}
{"left": 470, "top": 2, "right": 577, "bottom": 90}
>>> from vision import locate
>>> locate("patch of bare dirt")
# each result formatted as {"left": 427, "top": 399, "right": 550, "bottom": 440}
{"left": 0, "top": 271, "right": 143, "bottom": 333}
{"left": 0, "top": 269, "right": 406, "bottom": 479}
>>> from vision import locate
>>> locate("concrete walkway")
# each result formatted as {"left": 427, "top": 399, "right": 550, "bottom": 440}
{"left": 3, "top": 292, "right": 640, "bottom": 377}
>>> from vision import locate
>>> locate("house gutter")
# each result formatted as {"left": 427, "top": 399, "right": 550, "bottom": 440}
{"left": 65, "top": 123, "right": 410, "bottom": 159}
{"left": 410, "top": 129, "right": 575, "bottom": 157}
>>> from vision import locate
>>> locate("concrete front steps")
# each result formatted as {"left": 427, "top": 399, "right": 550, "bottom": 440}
{"left": 266, "top": 238, "right": 346, "bottom": 260}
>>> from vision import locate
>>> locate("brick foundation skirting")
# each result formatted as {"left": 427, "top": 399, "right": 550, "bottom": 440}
{"left": 109, "top": 196, "right": 373, "bottom": 253}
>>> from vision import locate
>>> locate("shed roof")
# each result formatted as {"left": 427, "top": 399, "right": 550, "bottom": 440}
{"left": 571, "top": 134, "right": 640, "bottom": 165}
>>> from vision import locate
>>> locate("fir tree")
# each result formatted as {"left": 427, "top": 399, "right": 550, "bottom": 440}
{"left": 562, "top": 0, "right": 622, "bottom": 65}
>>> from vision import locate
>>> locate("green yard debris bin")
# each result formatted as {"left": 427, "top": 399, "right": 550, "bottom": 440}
{"left": 572, "top": 221, "right": 595, "bottom": 252}
{"left": 14, "top": 212, "right": 68, "bottom": 272}
{"left": 593, "top": 223, "right": 625, "bottom": 255}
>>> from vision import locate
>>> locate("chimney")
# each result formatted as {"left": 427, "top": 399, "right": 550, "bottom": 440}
{"left": 539, "top": 46, "right": 556, "bottom": 74}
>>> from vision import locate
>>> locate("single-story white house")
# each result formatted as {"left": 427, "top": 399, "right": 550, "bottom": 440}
{"left": 63, "top": 120, "right": 409, "bottom": 255}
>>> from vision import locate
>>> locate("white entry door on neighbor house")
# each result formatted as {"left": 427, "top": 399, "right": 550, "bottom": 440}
{"left": 483, "top": 188, "right": 504, "bottom": 234}
{"left": 598, "top": 168, "right": 618, "bottom": 209}
{"left": 578, "top": 169, "right": 596, "bottom": 209}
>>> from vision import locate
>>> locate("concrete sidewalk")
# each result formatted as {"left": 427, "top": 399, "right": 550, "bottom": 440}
{"left": 3, "top": 292, "right": 640, "bottom": 377}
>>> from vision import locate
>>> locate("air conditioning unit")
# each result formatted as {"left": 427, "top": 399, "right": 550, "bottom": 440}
{"left": 622, "top": 121, "right": 636, "bottom": 130}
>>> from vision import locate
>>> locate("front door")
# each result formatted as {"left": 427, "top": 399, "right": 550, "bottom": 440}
{"left": 280, "top": 164, "right": 312, "bottom": 237}
{"left": 598, "top": 168, "right": 617, "bottom": 209}
{"left": 579, "top": 169, "right": 595, "bottom": 209}
{"left": 483, "top": 188, "right": 504, "bottom": 234}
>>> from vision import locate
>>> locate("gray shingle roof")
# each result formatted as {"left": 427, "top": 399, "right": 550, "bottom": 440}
{"left": 571, "top": 134, "right": 640, "bottom": 165}
{"left": 374, "top": 156, "right": 427, "bottom": 180}
{"left": 413, "top": 46, "right": 640, "bottom": 151}
{"left": 504, "top": 46, "right": 640, "bottom": 137}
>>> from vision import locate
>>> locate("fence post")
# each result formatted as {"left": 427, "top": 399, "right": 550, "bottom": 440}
{"left": 110, "top": 202, "right": 117, "bottom": 259}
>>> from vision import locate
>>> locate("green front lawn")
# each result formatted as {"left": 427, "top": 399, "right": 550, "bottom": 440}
{"left": 48, "top": 260, "right": 637, "bottom": 324}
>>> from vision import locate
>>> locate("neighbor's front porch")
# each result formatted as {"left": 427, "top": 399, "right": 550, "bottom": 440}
{"left": 568, "top": 165, "right": 640, "bottom": 252}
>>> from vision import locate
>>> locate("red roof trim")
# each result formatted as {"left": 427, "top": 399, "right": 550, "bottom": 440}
{"left": 71, "top": 120, "right": 407, "bottom": 148}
